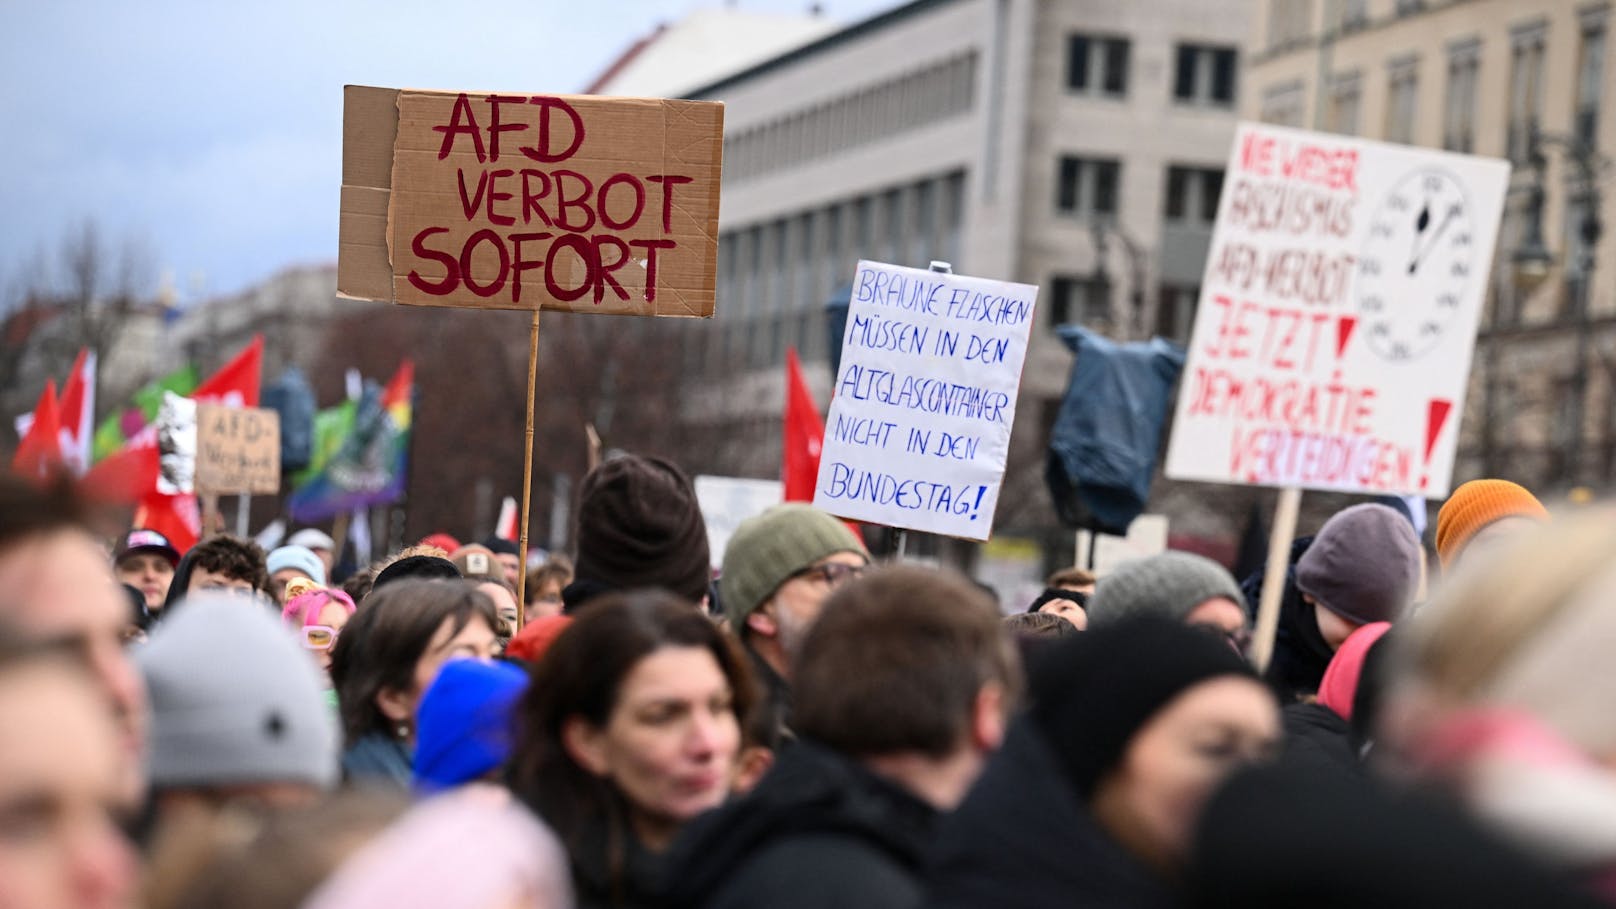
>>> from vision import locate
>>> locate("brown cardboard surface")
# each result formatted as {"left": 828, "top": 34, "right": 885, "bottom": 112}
{"left": 338, "top": 85, "right": 722, "bottom": 317}
{"left": 195, "top": 404, "right": 281, "bottom": 495}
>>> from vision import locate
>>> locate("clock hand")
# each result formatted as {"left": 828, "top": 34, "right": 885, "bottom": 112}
{"left": 1409, "top": 199, "right": 1431, "bottom": 264}
{"left": 1408, "top": 206, "right": 1459, "bottom": 275}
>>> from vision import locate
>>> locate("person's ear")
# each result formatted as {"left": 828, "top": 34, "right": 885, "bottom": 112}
{"left": 375, "top": 686, "right": 414, "bottom": 725}
{"left": 746, "top": 603, "right": 780, "bottom": 640}
{"left": 563, "top": 716, "right": 611, "bottom": 777}
{"left": 971, "top": 681, "right": 1008, "bottom": 752}
{"left": 732, "top": 745, "right": 775, "bottom": 795}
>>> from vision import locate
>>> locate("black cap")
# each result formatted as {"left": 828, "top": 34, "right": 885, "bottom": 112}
{"left": 114, "top": 529, "right": 181, "bottom": 567}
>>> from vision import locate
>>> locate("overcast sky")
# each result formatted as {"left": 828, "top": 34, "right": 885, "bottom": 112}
{"left": 0, "top": 0, "right": 899, "bottom": 305}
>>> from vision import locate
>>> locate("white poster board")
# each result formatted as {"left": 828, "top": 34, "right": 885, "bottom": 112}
{"left": 813, "top": 261, "right": 1038, "bottom": 541}
{"left": 695, "top": 476, "right": 783, "bottom": 570}
{"left": 1165, "top": 123, "right": 1510, "bottom": 497}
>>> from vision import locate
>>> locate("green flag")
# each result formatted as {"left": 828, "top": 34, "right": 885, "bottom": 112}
{"left": 91, "top": 364, "right": 199, "bottom": 462}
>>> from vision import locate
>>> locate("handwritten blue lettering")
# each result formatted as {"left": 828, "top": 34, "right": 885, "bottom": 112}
{"left": 836, "top": 364, "right": 1011, "bottom": 425}
{"left": 820, "top": 462, "right": 979, "bottom": 516}
{"left": 849, "top": 312, "right": 929, "bottom": 356}
{"left": 832, "top": 414, "right": 899, "bottom": 449}
{"left": 964, "top": 334, "right": 1010, "bottom": 364}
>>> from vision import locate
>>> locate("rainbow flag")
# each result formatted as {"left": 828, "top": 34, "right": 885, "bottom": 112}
{"left": 288, "top": 361, "right": 413, "bottom": 523}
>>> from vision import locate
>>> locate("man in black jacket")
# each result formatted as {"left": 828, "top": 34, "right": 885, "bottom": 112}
{"left": 665, "top": 565, "right": 1019, "bottom": 909}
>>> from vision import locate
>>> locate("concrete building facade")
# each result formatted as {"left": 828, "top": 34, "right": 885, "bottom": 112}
{"left": 676, "top": 0, "right": 1253, "bottom": 555}
{"left": 1246, "top": 0, "right": 1616, "bottom": 493}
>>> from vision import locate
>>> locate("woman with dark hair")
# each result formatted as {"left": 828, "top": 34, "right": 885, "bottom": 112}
{"left": 508, "top": 589, "right": 755, "bottom": 909}
{"left": 329, "top": 579, "right": 499, "bottom": 789}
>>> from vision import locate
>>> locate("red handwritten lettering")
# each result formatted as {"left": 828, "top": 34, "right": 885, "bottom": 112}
{"left": 434, "top": 93, "right": 487, "bottom": 162}
{"left": 520, "top": 97, "right": 585, "bottom": 163}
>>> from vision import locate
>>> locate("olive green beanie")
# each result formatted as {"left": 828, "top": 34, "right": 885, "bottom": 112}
{"left": 720, "top": 504, "right": 867, "bottom": 629}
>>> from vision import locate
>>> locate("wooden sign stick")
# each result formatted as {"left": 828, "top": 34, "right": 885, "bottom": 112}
{"left": 1250, "top": 486, "right": 1302, "bottom": 673}
{"left": 515, "top": 310, "right": 542, "bottom": 632}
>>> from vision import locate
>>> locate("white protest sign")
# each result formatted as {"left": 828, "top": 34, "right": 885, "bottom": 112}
{"left": 1165, "top": 123, "right": 1510, "bottom": 497}
{"left": 813, "top": 261, "right": 1037, "bottom": 541}
{"left": 694, "top": 476, "right": 783, "bottom": 570}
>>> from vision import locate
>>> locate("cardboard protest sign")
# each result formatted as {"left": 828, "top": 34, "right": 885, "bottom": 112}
{"left": 813, "top": 262, "right": 1038, "bottom": 541}
{"left": 338, "top": 85, "right": 723, "bottom": 317}
{"left": 195, "top": 404, "right": 280, "bottom": 495}
{"left": 1165, "top": 123, "right": 1509, "bottom": 497}
{"left": 694, "top": 476, "right": 784, "bottom": 570}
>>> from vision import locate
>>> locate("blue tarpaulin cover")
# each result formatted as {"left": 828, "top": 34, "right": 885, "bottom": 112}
{"left": 1046, "top": 326, "right": 1185, "bottom": 534}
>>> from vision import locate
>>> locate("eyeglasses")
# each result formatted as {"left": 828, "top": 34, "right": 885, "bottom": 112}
{"left": 789, "top": 562, "right": 866, "bottom": 588}
{"left": 1194, "top": 622, "right": 1253, "bottom": 658}
{"left": 302, "top": 625, "right": 340, "bottom": 651}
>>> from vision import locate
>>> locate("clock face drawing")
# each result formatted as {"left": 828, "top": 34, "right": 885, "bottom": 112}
{"left": 1356, "top": 168, "right": 1476, "bottom": 362}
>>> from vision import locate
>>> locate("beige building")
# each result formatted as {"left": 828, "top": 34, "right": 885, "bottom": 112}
{"left": 1246, "top": 0, "right": 1616, "bottom": 493}
{"left": 662, "top": 0, "right": 1253, "bottom": 560}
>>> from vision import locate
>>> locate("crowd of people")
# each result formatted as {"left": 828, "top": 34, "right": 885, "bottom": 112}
{"left": 1, "top": 456, "right": 1613, "bottom": 908}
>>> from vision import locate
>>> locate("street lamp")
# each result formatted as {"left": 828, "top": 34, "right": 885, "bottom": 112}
{"left": 1512, "top": 121, "right": 1606, "bottom": 484}
{"left": 1511, "top": 177, "right": 1553, "bottom": 295}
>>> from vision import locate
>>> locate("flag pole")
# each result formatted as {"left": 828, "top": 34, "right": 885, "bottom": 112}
{"left": 517, "top": 310, "right": 543, "bottom": 631}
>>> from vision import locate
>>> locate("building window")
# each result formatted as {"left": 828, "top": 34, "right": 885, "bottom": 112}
{"left": 1173, "top": 44, "right": 1239, "bottom": 106}
{"left": 1267, "top": 0, "right": 1312, "bottom": 49}
{"left": 1164, "top": 166, "right": 1224, "bottom": 225}
{"left": 940, "top": 171, "right": 965, "bottom": 266}
{"left": 1578, "top": 15, "right": 1606, "bottom": 148}
{"left": 1049, "top": 275, "right": 1112, "bottom": 327}
{"left": 1056, "top": 156, "right": 1122, "bottom": 218}
{"left": 1445, "top": 40, "right": 1481, "bottom": 152}
{"left": 1386, "top": 58, "right": 1419, "bottom": 144}
{"left": 879, "top": 188, "right": 902, "bottom": 264}
{"left": 1067, "top": 35, "right": 1130, "bottom": 97}
{"left": 1508, "top": 23, "right": 1548, "bottom": 163}
{"left": 1156, "top": 285, "right": 1201, "bottom": 341}
{"left": 1261, "top": 79, "right": 1306, "bottom": 126}
{"left": 1338, "top": 0, "right": 1368, "bottom": 31}
{"left": 1325, "top": 71, "right": 1363, "bottom": 135}
{"left": 1395, "top": 0, "right": 1424, "bottom": 14}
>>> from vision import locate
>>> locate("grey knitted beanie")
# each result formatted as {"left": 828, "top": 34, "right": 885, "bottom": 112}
{"left": 719, "top": 504, "right": 867, "bottom": 629}
{"left": 1088, "top": 551, "right": 1247, "bottom": 628}
{"left": 137, "top": 593, "right": 339, "bottom": 790}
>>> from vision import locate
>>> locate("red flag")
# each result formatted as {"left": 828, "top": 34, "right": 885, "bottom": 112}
{"left": 147, "top": 334, "right": 263, "bottom": 552}
{"left": 12, "top": 380, "right": 62, "bottom": 478}
{"left": 193, "top": 335, "right": 263, "bottom": 406}
{"left": 55, "top": 348, "right": 96, "bottom": 475}
{"left": 134, "top": 492, "right": 200, "bottom": 554}
{"left": 782, "top": 348, "right": 825, "bottom": 502}
{"left": 80, "top": 442, "right": 158, "bottom": 505}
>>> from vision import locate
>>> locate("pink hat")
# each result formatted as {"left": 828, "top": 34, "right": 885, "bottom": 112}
{"left": 302, "top": 785, "right": 571, "bottom": 909}
{"left": 281, "top": 587, "right": 356, "bottom": 628}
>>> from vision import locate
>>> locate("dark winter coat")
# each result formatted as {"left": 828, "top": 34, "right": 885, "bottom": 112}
{"left": 1191, "top": 758, "right": 1610, "bottom": 909}
{"left": 664, "top": 741, "right": 937, "bottom": 909}
{"left": 925, "top": 720, "right": 1178, "bottom": 909}
{"left": 1281, "top": 701, "right": 1362, "bottom": 777}
{"left": 567, "top": 813, "right": 666, "bottom": 909}
{"left": 1241, "top": 536, "right": 1335, "bottom": 702}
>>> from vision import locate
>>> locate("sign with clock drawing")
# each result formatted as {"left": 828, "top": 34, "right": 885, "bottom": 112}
{"left": 1165, "top": 122, "right": 1510, "bottom": 497}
